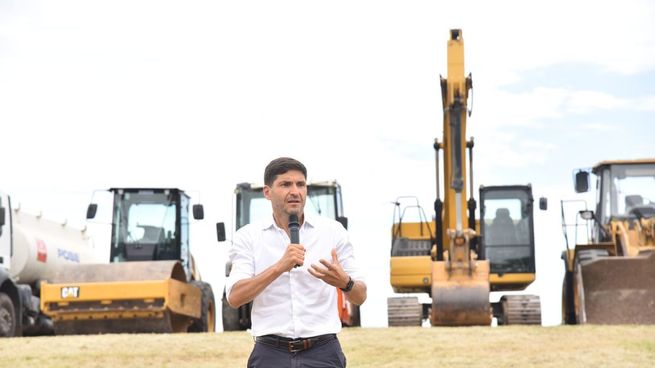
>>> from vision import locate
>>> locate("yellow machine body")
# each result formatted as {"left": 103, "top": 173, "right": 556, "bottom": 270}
{"left": 40, "top": 261, "right": 201, "bottom": 334}
{"left": 38, "top": 188, "right": 215, "bottom": 335}
{"left": 388, "top": 30, "right": 541, "bottom": 327}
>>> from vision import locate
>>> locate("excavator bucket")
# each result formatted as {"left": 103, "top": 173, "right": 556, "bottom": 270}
{"left": 577, "top": 252, "right": 655, "bottom": 324}
{"left": 430, "top": 260, "right": 491, "bottom": 326}
{"left": 40, "top": 261, "right": 201, "bottom": 335}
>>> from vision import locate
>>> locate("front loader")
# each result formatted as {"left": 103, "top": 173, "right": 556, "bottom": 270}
{"left": 40, "top": 188, "right": 223, "bottom": 334}
{"left": 561, "top": 160, "right": 655, "bottom": 324}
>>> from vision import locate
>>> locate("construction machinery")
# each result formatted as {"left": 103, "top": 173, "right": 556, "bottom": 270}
{"left": 561, "top": 159, "right": 655, "bottom": 324}
{"left": 39, "top": 188, "right": 222, "bottom": 334}
{"left": 1, "top": 190, "right": 98, "bottom": 337}
{"left": 387, "top": 29, "right": 545, "bottom": 327}
{"left": 222, "top": 181, "right": 361, "bottom": 331}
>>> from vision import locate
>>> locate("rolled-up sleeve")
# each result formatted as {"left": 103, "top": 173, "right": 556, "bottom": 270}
{"left": 334, "top": 223, "right": 366, "bottom": 284}
{"left": 225, "top": 227, "right": 255, "bottom": 300}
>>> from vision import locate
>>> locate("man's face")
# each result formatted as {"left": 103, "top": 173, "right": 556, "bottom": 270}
{"left": 263, "top": 169, "right": 307, "bottom": 218}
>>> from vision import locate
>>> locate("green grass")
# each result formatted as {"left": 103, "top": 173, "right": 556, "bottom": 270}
{"left": 1, "top": 326, "right": 654, "bottom": 368}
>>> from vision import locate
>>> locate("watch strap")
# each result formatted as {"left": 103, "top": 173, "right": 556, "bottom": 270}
{"left": 340, "top": 276, "right": 354, "bottom": 292}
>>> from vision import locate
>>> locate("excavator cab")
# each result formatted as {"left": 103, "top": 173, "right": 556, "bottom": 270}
{"left": 480, "top": 185, "right": 538, "bottom": 291}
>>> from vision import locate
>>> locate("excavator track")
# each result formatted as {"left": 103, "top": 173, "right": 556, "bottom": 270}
{"left": 387, "top": 297, "right": 422, "bottom": 327}
{"left": 498, "top": 295, "right": 541, "bottom": 325}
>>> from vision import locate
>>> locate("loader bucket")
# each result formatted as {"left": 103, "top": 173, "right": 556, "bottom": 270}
{"left": 430, "top": 260, "right": 491, "bottom": 326}
{"left": 40, "top": 261, "right": 202, "bottom": 335}
{"left": 577, "top": 252, "right": 655, "bottom": 324}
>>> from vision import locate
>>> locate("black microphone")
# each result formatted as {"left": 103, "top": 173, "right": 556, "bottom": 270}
{"left": 289, "top": 214, "right": 300, "bottom": 244}
{"left": 289, "top": 214, "right": 300, "bottom": 268}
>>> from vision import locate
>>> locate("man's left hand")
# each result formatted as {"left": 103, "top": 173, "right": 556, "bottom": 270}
{"left": 308, "top": 248, "right": 349, "bottom": 289}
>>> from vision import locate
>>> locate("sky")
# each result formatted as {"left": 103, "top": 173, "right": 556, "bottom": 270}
{"left": 1, "top": 0, "right": 654, "bottom": 328}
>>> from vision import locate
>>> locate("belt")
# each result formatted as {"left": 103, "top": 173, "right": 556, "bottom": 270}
{"left": 255, "top": 334, "right": 336, "bottom": 353}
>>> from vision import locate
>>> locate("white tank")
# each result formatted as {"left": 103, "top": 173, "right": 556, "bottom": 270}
{"left": 10, "top": 208, "right": 100, "bottom": 284}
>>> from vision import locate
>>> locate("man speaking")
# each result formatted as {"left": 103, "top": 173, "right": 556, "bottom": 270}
{"left": 225, "top": 157, "right": 367, "bottom": 368}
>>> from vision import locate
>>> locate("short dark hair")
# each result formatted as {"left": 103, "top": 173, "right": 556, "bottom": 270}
{"left": 264, "top": 157, "right": 307, "bottom": 186}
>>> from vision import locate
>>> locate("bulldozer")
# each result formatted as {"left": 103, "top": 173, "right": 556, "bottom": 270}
{"left": 561, "top": 159, "right": 655, "bottom": 324}
{"left": 221, "top": 181, "right": 360, "bottom": 331}
{"left": 387, "top": 29, "right": 546, "bottom": 327}
{"left": 39, "top": 188, "right": 223, "bottom": 334}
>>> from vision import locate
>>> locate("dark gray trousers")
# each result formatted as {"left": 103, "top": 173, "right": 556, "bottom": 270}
{"left": 247, "top": 336, "right": 347, "bottom": 368}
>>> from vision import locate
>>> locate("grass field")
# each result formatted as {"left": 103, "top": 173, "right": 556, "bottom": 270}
{"left": 1, "top": 326, "right": 654, "bottom": 367}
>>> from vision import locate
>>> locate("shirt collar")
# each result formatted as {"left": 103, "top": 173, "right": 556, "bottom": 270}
{"left": 260, "top": 212, "right": 317, "bottom": 231}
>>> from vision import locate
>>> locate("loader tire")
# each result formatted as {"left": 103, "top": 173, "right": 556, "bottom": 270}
{"left": 0, "top": 292, "right": 18, "bottom": 337}
{"left": 188, "top": 281, "right": 215, "bottom": 333}
{"left": 221, "top": 291, "right": 242, "bottom": 331}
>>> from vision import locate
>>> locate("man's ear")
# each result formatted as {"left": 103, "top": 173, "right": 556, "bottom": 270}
{"left": 263, "top": 185, "right": 271, "bottom": 200}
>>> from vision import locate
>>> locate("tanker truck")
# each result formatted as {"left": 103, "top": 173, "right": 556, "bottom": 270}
{"left": 0, "top": 190, "right": 98, "bottom": 337}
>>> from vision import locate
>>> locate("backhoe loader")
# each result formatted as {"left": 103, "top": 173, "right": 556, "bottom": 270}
{"left": 39, "top": 188, "right": 222, "bottom": 334}
{"left": 387, "top": 29, "right": 545, "bottom": 327}
{"left": 561, "top": 159, "right": 655, "bottom": 324}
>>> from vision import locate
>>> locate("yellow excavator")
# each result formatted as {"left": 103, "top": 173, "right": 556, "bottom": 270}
{"left": 561, "top": 159, "right": 655, "bottom": 324}
{"left": 387, "top": 29, "right": 546, "bottom": 326}
{"left": 39, "top": 188, "right": 223, "bottom": 334}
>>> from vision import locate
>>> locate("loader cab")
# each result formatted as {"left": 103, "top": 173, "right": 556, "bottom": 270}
{"left": 594, "top": 162, "right": 655, "bottom": 228}
{"left": 479, "top": 185, "right": 538, "bottom": 291}
{"left": 577, "top": 161, "right": 655, "bottom": 242}
{"left": 87, "top": 188, "right": 203, "bottom": 274}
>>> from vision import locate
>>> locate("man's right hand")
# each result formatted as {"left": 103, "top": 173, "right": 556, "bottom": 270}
{"left": 277, "top": 243, "right": 305, "bottom": 272}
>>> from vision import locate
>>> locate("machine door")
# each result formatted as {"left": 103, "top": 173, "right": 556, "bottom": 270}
{"left": 479, "top": 186, "right": 536, "bottom": 275}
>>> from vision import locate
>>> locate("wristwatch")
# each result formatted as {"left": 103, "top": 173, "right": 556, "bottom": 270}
{"left": 340, "top": 276, "right": 354, "bottom": 292}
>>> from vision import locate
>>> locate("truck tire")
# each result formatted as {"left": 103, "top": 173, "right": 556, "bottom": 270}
{"left": 0, "top": 292, "right": 17, "bottom": 337}
{"left": 188, "top": 281, "right": 215, "bottom": 333}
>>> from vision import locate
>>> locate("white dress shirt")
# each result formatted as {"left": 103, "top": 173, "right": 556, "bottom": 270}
{"left": 225, "top": 212, "right": 365, "bottom": 338}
